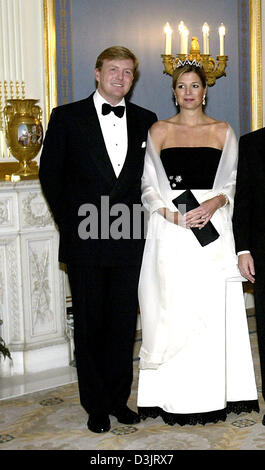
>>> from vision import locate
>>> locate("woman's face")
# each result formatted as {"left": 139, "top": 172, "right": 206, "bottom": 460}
{"left": 174, "top": 71, "right": 206, "bottom": 110}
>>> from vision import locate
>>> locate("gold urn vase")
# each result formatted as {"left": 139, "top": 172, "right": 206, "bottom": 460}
{"left": 4, "top": 99, "right": 43, "bottom": 178}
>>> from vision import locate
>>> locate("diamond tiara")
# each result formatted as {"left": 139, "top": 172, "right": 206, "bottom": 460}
{"left": 175, "top": 58, "right": 202, "bottom": 69}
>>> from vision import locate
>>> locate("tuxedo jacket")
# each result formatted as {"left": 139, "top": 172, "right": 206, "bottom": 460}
{"left": 233, "top": 127, "right": 265, "bottom": 262}
{"left": 39, "top": 93, "right": 157, "bottom": 266}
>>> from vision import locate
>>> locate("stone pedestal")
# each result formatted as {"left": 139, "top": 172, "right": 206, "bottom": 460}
{"left": 0, "top": 179, "right": 70, "bottom": 376}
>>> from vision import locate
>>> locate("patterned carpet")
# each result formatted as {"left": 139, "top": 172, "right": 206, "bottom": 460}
{"left": 0, "top": 311, "right": 264, "bottom": 452}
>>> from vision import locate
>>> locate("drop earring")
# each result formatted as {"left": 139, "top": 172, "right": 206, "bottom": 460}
{"left": 202, "top": 95, "right": 206, "bottom": 106}
{"left": 175, "top": 96, "right": 178, "bottom": 106}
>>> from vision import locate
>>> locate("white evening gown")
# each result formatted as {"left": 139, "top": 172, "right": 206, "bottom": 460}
{"left": 137, "top": 142, "right": 259, "bottom": 425}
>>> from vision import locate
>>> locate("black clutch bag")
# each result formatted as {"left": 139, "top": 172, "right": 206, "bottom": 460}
{"left": 172, "top": 189, "right": 219, "bottom": 247}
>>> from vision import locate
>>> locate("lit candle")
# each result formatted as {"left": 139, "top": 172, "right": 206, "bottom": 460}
{"left": 178, "top": 21, "right": 186, "bottom": 54}
{"left": 164, "top": 22, "right": 173, "bottom": 55}
{"left": 183, "top": 27, "right": 189, "bottom": 55}
{"left": 202, "top": 22, "right": 209, "bottom": 54}
{"left": 219, "top": 23, "right": 225, "bottom": 55}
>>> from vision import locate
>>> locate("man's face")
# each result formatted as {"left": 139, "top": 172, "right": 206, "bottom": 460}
{"left": 95, "top": 58, "right": 135, "bottom": 105}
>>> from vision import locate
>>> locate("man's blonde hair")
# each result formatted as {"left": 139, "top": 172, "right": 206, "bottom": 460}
{"left": 95, "top": 46, "right": 139, "bottom": 75}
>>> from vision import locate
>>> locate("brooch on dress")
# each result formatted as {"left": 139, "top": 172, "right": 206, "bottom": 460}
{"left": 169, "top": 175, "right": 182, "bottom": 188}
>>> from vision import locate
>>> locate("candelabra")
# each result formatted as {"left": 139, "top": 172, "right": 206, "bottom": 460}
{"left": 161, "top": 21, "right": 228, "bottom": 86}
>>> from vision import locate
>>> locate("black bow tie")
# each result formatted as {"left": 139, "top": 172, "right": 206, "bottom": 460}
{"left": 102, "top": 103, "right": 125, "bottom": 118}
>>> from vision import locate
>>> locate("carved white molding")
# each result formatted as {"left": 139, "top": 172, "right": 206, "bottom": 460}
{"left": 0, "top": 180, "right": 69, "bottom": 376}
{"left": 0, "top": 192, "right": 18, "bottom": 231}
{"left": 6, "top": 236, "right": 22, "bottom": 343}
{"left": 0, "top": 199, "right": 8, "bottom": 223}
{"left": 28, "top": 240, "right": 55, "bottom": 336}
{"left": 21, "top": 191, "right": 53, "bottom": 228}
{"left": 0, "top": 236, "right": 23, "bottom": 346}
{"left": 0, "top": 250, "right": 4, "bottom": 337}
{"left": 21, "top": 230, "right": 66, "bottom": 347}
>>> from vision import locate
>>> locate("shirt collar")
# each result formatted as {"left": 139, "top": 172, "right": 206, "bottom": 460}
{"left": 93, "top": 90, "right": 126, "bottom": 115}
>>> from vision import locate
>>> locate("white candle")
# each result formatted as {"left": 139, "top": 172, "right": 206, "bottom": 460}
{"left": 202, "top": 22, "right": 209, "bottom": 54}
{"left": 219, "top": 23, "right": 225, "bottom": 55}
{"left": 183, "top": 27, "right": 189, "bottom": 55}
{"left": 164, "top": 22, "right": 172, "bottom": 55}
{"left": 178, "top": 21, "right": 186, "bottom": 54}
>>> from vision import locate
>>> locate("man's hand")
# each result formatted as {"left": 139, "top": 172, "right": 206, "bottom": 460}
{"left": 238, "top": 253, "right": 255, "bottom": 283}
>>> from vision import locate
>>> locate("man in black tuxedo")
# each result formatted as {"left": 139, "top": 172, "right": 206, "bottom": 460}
{"left": 233, "top": 128, "right": 265, "bottom": 425}
{"left": 39, "top": 46, "right": 157, "bottom": 433}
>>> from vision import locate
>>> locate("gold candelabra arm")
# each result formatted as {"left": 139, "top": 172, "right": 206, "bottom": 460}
{"left": 161, "top": 54, "right": 174, "bottom": 76}
{"left": 200, "top": 54, "right": 228, "bottom": 86}
{"left": 215, "top": 55, "right": 228, "bottom": 78}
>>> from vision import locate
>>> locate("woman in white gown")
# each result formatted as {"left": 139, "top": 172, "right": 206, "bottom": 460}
{"left": 137, "top": 61, "right": 259, "bottom": 425}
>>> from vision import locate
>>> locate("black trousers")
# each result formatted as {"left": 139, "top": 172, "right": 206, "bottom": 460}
{"left": 253, "top": 261, "right": 265, "bottom": 400}
{"left": 67, "top": 264, "right": 141, "bottom": 416}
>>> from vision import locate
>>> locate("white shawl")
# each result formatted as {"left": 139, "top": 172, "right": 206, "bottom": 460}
{"left": 141, "top": 125, "right": 241, "bottom": 275}
{"left": 142, "top": 124, "right": 238, "bottom": 216}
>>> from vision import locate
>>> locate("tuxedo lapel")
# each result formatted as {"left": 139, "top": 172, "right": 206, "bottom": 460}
{"left": 75, "top": 95, "right": 117, "bottom": 188}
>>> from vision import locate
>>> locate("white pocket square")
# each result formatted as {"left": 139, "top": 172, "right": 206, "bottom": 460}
{"left": 141, "top": 141, "right": 146, "bottom": 148}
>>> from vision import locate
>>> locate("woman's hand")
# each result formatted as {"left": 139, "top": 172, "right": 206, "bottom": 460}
{"left": 157, "top": 207, "right": 189, "bottom": 228}
{"left": 184, "top": 195, "right": 226, "bottom": 229}
{"left": 157, "top": 194, "right": 226, "bottom": 229}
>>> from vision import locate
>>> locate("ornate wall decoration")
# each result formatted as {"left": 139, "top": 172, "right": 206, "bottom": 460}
{"left": 0, "top": 195, "right": 17, "bottom": 229}
{"left": 6, "top": 238, "right": 22, "bottom": 343}
{"left": 22, "top": 192, "right": 53, "bottom": 227}
{"left": 43, "top": 0, "right": 73, "bottom": 113}
{"left": 55, "top": 0, "right": 73, "bottom": 105}
{"left": 249, "top": 0, "right": 263, "bottom": 130}
{"left": 43, "top": 0, "right": 58, "bottom": 123}
{"left": 29, "top": 245, "right": 55, "bottom": 335}
{"left": 0, "top": 258, "right": 4, "bottom": 325}
{"left": 238, "top": 0, "right": 251, "bottom": 134}
{"left": 0, "top": 237, "right": 23, "bottom": 346}
{"left": 0, "top": 199, "right": 9, "bottom": 224}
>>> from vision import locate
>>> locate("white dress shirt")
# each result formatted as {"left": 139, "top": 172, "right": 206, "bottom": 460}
{"left": 93, "top": 90, "right": 127, "bottom": 177}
